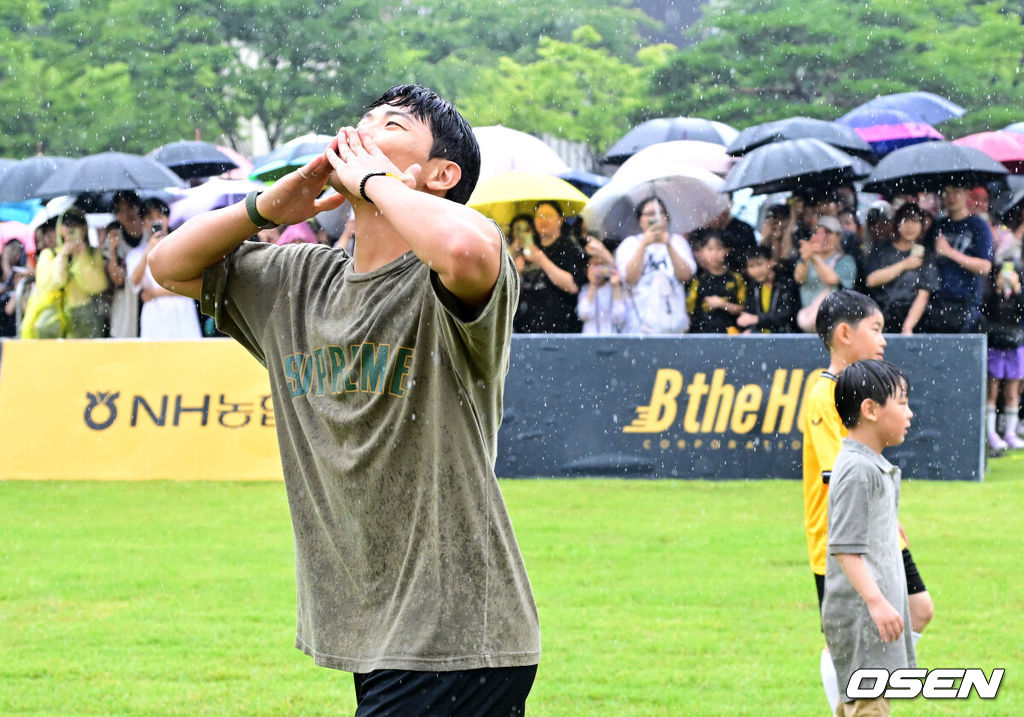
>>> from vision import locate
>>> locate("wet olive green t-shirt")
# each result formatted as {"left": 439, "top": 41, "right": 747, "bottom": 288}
{"left": 202, "top": 241, "right": 540, "bottom": 673}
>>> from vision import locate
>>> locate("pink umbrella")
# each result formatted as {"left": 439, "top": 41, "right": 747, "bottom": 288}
{"left": 0, "top": 221, "right": 35, "bottom": 255}
{"left": 952, "top": 131, "right": 1024, "bottom": 174}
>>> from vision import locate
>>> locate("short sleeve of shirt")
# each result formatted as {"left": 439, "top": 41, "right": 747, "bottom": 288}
{"left": 124, "top": 246, "right": 145, "bottom": 295}
{"left": 201, "top": 241, "right": 295, "bottom": 366}
{"left": 828, "top": 466, "right": 871, "bottom": 555}
{"left": 804, "top": 384, "right": 844, "bottom": 484}
{"left": 835, "top": 254, "right": 857, "bottom": 289}
{"left": 967, "top": 216, "right": 994, "bottom": 260}
{"left": 430, "top": 243, "right": 520, "bottom": 381}
{"left": 669, "top": 234, "right": 697, "bottom": 274}
{"left": 614, "top": 235, "right": 641, "bottom": 278}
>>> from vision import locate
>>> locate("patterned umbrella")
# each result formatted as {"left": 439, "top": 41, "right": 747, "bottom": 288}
{"left": 835, "top": 107, "right": 944, "bottom": 156}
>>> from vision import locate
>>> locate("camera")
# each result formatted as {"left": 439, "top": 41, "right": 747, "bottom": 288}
{"left": 151, "top": 222, "right": 164, "bottom": 234}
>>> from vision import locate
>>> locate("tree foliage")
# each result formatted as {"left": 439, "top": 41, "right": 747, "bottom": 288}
{"left": 647, "top": 0, "right": 1024, "bottom": 136}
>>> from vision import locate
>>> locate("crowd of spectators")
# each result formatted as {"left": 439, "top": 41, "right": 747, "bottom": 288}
{"left": 1, "top": 190, "right": 340, "bottom": 341}
{"left": 505, "top": 183, "right": 1024, "bottom": 452}
{"left": 3, "top": 178, "right": 1023, "bottom": 450}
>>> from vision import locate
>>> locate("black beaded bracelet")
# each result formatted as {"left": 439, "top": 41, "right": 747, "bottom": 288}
{"left": 244, "top": 190, "right": 277, "bottom": 229}
{"left": 358, "top": 171, "right": 401, "bottom": 204}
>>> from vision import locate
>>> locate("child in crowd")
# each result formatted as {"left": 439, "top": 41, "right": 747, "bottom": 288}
{"left": 686, "top": 230, "right": 746, "bottom": 333}
{"left": 736, "top": 245, "right": 798, "bottom": 333}
{"left": 802, "top": 289, "right": 933, "bottom": 712}
{"left": 982, "top": 259, "right": 1024, "bottom": 451}
{"left": 823, "top": 359, "right": 916, "bottom": 716}
{"left": 577, "top": 235, "right": 626, "bottom": 335}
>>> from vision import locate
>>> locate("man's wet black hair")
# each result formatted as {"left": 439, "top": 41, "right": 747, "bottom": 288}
{"left": 835, "top": 359, "right": 909, "bottom": 428}
{"left": 369, "top": 85, "right": 480, "bottom": 205}
{"left": 815, "top": 289, "right": 881, "bottom": 350}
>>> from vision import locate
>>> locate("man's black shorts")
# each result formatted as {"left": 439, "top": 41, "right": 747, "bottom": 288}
{"left": 353, "top": 664, "right": 538, "bottom": 717}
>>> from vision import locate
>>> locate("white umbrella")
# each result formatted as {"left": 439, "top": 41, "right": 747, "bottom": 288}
{"left": 473, "top": 125, "right": 569, "bottom": 180}
{"left": 613, "top": 140, "right": 735, "bottom": 179}
{"left": 583, "top": 163, "right": 729, "bottom": 239}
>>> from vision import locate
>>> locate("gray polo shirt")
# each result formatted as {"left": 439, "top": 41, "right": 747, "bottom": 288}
{"left": 823, "top": 438, "right": 915, "bottom": 702}
{"left": 202, "top": 241, "right": 540, "bottom": 673}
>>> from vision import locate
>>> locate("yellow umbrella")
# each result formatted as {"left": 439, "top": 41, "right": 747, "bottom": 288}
{"left": 467, "top": 170, "right": 590, "bottom": 232}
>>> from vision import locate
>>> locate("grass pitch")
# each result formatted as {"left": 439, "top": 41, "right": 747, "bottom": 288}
{"left": 2, "top": 452, "right": 1021, "bottom": 716}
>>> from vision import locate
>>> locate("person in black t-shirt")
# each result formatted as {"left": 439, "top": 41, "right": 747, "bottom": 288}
{"left": 864, "top": 202, "right": 938, "bottom": 332}
{"left": 686, "top": 230, "right": 747, "bottom": 333}
{"left": 512, "top": 200, "right": 588, "bottom": 333}
{"left": 736, "top": 245, "right": 799, "bottom": 333}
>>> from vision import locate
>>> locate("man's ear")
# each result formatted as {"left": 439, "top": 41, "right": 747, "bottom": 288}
{"left": 423, "top": 159, "right": 462, "bottom": 194}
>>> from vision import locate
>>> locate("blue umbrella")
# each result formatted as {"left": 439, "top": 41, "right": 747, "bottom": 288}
{"left": 835, "top": 107, "right": 944, "bottom": 157}
{"left": 249, "top": 134, "right": 333, "bottom": 182}
{"left": 848, "top": 91, "right": 965, "bottom": 126}
{"left": 1004, "top": 122, "right": 1024, "bottom": 135}
{"left": 557, "top": 169, "right": 609, "bottom": 197}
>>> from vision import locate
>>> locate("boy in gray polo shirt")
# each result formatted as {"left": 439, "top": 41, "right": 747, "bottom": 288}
{"left": 823, "top": 360, "right": 916, "bottom": 716}
{"left": 150, "top": 85, "right": 540, "bottom": 715}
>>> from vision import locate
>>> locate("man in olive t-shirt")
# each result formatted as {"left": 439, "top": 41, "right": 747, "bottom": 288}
{"left": 150, "top": 85, "right": 540, "bottom": 715}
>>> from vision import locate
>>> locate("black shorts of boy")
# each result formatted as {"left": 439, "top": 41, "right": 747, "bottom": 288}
{"left": 903, "top": 547, "right": 927, "bottom": 595}
{"left": 353, "top": 665, "right": 537, "bottom": 716}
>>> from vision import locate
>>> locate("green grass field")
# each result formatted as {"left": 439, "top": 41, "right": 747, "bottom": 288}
{"left": 2, "top": 452, "right": 1021, "bottom": 716}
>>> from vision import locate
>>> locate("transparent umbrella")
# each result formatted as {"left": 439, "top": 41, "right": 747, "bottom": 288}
{"left": 582, "top": 164, "right": 729, "bottom": 240}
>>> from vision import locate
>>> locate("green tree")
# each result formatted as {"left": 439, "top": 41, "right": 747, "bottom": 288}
{"left": 459, "top": 26, "right": 672, "bottom": 153}
{"left": 647, "top": 0, "right": 1024, "bottom": 136}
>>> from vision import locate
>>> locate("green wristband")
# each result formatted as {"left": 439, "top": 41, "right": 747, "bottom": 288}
{"left": 245, "top": 191, "right": 277, "bottom": 229}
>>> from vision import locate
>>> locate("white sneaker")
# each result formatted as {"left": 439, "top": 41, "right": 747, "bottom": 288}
{"left": 989, "top": 432, "right": 1009, "bottom": 451}
{"left": 1005, "top": 433, "right": 1024, "bottom": 450}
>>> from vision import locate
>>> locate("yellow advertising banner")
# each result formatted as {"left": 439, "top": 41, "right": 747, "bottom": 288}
{"left": 0, "top": 339, "right": 282, "bottom": 481}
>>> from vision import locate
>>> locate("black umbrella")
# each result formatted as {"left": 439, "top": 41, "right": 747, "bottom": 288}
{"left": 721, "top": 138, "right": 867, "bottom": 195}
{"left": 726, "top": 116, "right": 876, "bottom": 160}
{"left": 602, "top": 117, "right": 738, "bottom": 164}
{"left": 147, "top": 140, "right": 239, "bottom": 180}
{"left": 861, "top": 142, "right": 1009, "bottom": 195}
{"left": 34, "top": 151, "right": 185, "bottom": 199}
{"left": 0, "top": 155, "right": 76, "bottom": 203}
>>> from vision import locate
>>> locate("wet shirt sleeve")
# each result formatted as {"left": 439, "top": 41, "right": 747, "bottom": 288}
{"left": 828, "top": 461, "right": 872, "bottom": 555}
{"left": 201, "top": 242, "right": 292, "bottom": 366}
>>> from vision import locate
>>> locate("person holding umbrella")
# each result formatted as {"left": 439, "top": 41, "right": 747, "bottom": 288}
{"left": 614, "top": 197, "right": 697, "bottom": 334}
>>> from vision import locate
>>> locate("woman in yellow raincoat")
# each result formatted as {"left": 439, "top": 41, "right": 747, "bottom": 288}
{"left": 21, "top": 207, "right": 109, "bottom": 338}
